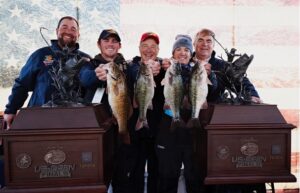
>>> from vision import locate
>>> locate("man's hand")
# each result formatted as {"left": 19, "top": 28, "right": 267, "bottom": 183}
{"left": 95, "top": 64, "right": 108, "bottom": 81}
{"left": 203, "top": 63, "right": 212, "bottom": 76}
{"left": 3, "top": 114, "right": 15, "bottom": 129}
{"left": 251, "top": 96, "right": 263, "bottom": 104}
{"left": 145, "top": 59, "right": 161, "bottom": 76}
{"left": 161, "top": 58, "right": 171, "bottom": 71}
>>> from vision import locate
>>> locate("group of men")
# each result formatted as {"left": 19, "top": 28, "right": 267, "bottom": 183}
{"left": 2, "top": 16, "right": 263, "bottom": 193}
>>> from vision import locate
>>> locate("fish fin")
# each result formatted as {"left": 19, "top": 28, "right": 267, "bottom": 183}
{"left": 113, "top": 85, "right": 119, "bottom": 96}
{"left": 135, "top": 118, "right": 149, "bottom": 130}
{"left": 168, "top": 75, "right": 173, "bottom": 85}
{"left": 206, "top": 77, "right": 212, "bottom": 85}
{"left": 170, "top": 118, "right": 185, "bottom": 131}
{"left": 187, "top": 118, "right": 201, "bottom": 129}
{"left": 161, "top": 78, "right": 166, "bottom": 86}
{"left": 147, "top": 101, "right": 153, "bottom": 110}
{"left": 133, "top": 94, "right": 139, "bottom": 108}
{"left": 135, "top": 118, "right": 144, "bottom": 130}
{"left": 200, "top": 100, "right": 208, "bottom": 109}
{"left": 143, "top": 119, "right": 149, "bottom": 128}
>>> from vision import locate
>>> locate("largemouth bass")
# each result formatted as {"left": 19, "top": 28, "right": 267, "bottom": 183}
{"left": 134, "top": 62, "right": 155, "bottom": 130}
{"left": 187, "top": 62, "right": 208, "bottom": 128}
{"left": 163, "top": 60, "right": 184, "bottom": 130}
{"left": 106, "top": 62, "right": 132, "bottom": 143}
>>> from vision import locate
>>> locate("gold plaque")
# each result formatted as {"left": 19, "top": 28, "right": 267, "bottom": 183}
{"left": 16, "top": 153, "right": 32, "bottom": 169}
{"left": 44, "top": 149, "right": 66, "bottom": 165}
{"left": 217, "top": 145, "right": 230, "bottom": 160}
{"left": 240, "top": 142, "right": 258, "bottom": 156}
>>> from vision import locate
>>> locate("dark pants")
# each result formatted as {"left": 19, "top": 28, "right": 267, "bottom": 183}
{"left": 156, "top": 114, "right": 200, "bottom": 193}
{"left": 131, "top": 127, "right": 159, "bottom": 193}
{"left": 112, "top": 127, "right": 159, "bottom": 193}
{"left": 111, "top": 142, "right": 138, "bottom": 193}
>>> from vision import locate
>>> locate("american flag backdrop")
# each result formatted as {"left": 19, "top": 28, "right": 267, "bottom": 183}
{"left": 0, "top": 0, "right": 299, "bottom": 191}
{"left": 0, "top": 0, "right": 120, "bottom": 89}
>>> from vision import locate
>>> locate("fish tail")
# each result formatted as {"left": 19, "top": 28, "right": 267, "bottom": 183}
{"left": 135, "top": 118, "right": 146, "bottom": 130}
{"left": 117, "top": 115, "right": 129, "bottom": 134}
{"left": 187, "top": 118, "right": 201, "bottom": 129}
{"left": 118, "top": 125, "right": 128, "bottom": 135}
{"left": 143, "top": 119, "right": 149, "bottom": 129}
{"left": 119, "top": 132, "right": 131, "bottom": 145}
{"left": 170, "top": 118, "right": 185, "bottom": 131}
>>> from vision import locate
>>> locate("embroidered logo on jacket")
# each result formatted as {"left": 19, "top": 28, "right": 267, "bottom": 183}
{"left": 43, "top": 55, "right": 54, "bottom": 66}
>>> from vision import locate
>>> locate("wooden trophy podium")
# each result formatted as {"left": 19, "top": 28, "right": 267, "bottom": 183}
{"left": 197, "top": 104, "right": 296, "bottom": 185}
{"left": 0, "top": 104, "right": 116, "bottom": 193}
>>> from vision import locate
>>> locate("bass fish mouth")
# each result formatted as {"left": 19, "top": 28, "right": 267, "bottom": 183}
{"left": 108, "top": 71, "right": 121, "bottom": 81}
{"left": 109, "top": 74, "right": 118, "bottom": 81}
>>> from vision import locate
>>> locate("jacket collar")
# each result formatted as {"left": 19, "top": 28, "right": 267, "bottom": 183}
{"left": 94, "top": 53, "right": 126, "bottom": 64}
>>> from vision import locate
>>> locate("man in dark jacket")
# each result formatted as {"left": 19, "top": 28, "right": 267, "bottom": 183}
{"left": 79, "top": 29, "right": 127, "bottom": 108}
{"left": 79, "top": 29, "right": 130, "bottom": 144}
{"left": 193, "top": 28, "right": 262, "bottom": 104}
{"left": 3, "top": 16, "right": 90, "bottom": 129}
{"left": 79, "top": 29, "right": 138, "bottom": 193}
{"left": 126, "top": 32, "right": 164, "bottom": 193}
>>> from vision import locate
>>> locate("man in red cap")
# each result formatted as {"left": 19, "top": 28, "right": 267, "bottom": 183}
{"left": 126, "top": 32, "right": 165, "bottom": 193}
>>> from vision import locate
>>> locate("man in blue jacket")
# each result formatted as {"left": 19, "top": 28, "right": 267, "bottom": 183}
{"left": 3, "top": 16, "right": 91, "bottom": 129}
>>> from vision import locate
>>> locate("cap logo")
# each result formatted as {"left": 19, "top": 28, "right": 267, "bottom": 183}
{"left": 107, "top": 29, "right": 117, "bottom": 34}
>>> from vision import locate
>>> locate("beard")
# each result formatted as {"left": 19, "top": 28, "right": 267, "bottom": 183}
{"left": 57, "top": 34, "right": 77, "bottom": 48}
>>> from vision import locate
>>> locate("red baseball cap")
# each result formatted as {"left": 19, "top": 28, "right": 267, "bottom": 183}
{"left": 140, "top": 32, "right": 159, "bottom": 44}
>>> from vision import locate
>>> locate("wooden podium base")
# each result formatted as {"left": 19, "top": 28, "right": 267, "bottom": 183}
{"left": 199, "top": 104, "right": 297, "bottom": 185}
{"left": 0, "top": 104, "right": 115, "bottom": 193}
{"left": 0, "top": 185, "right": 107, "bottom": 193}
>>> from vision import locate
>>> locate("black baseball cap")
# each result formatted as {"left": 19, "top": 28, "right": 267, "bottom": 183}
{"left": 98, "top": 29, "right": 121, "bottom": 42}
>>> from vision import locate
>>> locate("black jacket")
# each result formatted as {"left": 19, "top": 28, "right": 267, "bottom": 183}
{"left": 79, "top": 53, "right": 127, "bottom": 105}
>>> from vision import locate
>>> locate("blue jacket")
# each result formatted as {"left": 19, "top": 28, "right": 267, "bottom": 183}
{"left": 4, "top": 40, "right": 90, "bottom": 114}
